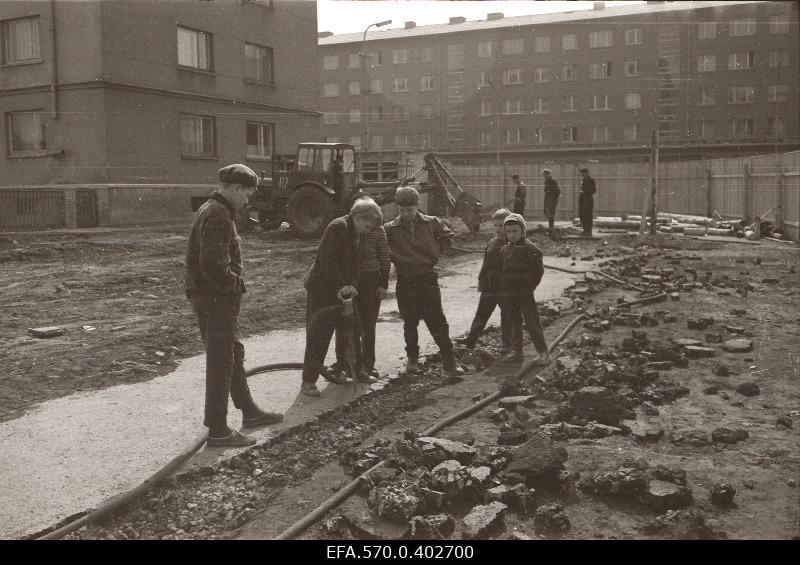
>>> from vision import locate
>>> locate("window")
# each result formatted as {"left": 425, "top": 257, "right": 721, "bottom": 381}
{"left": 244, "top": 43, "right": 273, "bottom": 83}
{"left": 591, "top": 93, "right": 610, "bottom": 110}
{"left": 623, "top": 124, "right": 640, "bottom": 141}
{"left": 2, "top": 16, "right": 41, "bottom": 64}
{"left": 180, "top": 115, "right": 214, "bottom": 157}
{"left": 562, "top": 34, "right": 578, "bottom": 51}
{"left": 698, "top": 119, "right": 715, "bottom": 139}
{"left": 421, "top": 104, "right": 435, "bottom": 119}
{"left": 729, "top": 19, "right": 756, "bottom": 37}
{"left": 392, "top": 106, "right": 409, "bottom": 121}
{"left": 534, "top": 36, "right": 550, "bottom": 53}
{"left": 624, "top": 60, "right": 640, "bottom": 77}
{"left": 447, "top": 44, "right": 465, "bottom": 70}
{"left": 592, "top": 125, "right": 610, "bottom": 142}
{"left": 505, "top": 129, "right": 522, "bottom": 145}
{"left": 589, "top": 30, "right": 613, "bottom": 48}
{"left": 697, "top": 54, "right": 716, "bottom": 72}
{"left": 246, "top": 122, "right": 273, "bottom": 160}
{"left": 420, "top": 75, "right": 435, "bottom": 91}
{"left": 421, "top": 47, "right": 433, "bottom": 62}
{"left": 177, "top": 26, "right": 212, "bottom": 71}
{"left": 589, "top": 62, "right": 611, "bottom": 79}
{"left": 503, "top": 99, "right": 522, "bottom": 114}
{"left": 369, "top": 79, "right": 382, "bottom": 94}
{"left": 625, "top": 93, "right": 641, "bottom": 109}
{"left": 768, "top": 118, "right": 786, "bottom": 137}
{"left": 562, "top": 126, "right": 577, "bottom": 142}
{"left": 322, "top": 83, "right": 340, "bottom": 97}
{"left": 769, "top": 16, "right": 790, "bottom": 34}
{"left": 698, "top": 21, "right": 717, "bottom": 39}
{"left": 480, "top": 101, "right": 493, "bottom": 116}
{"left": 394, "top": 134, "right": 409, "bottom": 148}
{"left": 728, "top": 51, "right": 755, "bottom": 70}
{"left": 561, "top": 96, "right": 576, "bottom": 112}
{"left": 730, "top": 118, "right": 754, "bottom": 136}
{"left": 478, "top": 71, "right": 491, "bottom": 87}
{"left": 371, "top": 135, "right": 383, "bottom": 150}
{"left": 367, "top": 51, "right": 383, "bottom": 67}
{"left": 392, "top": 49, "right": 408, "bottom": 64}
{"left": 534, "top": 128, "right": 545, "bottom": 144}
{"left": 323, "top": 55, "right": 339, "bottom": 70}
{"left": 349, "top": 136, "right": 362, "bottom": 150}
{"left": 348, "top": 81, "right": 361, "bottom": 96}
{"left": 368, "top": 107, "right": 382, "bottom": 122}
{"left": 349, "top": 109, "right": 361, "bottom": 123}
{"left": 326, "top": 136, "right": 341, "bottom": 144}
{"left": 533, "top": 67, "right": 550, "bottom": 83}
{"left": 478, "top": 130, "right": 492, "bottom": 145}
{"left": 322, "top": 112, "right": 339, "bottom": 125}
{"left": 533, "top": 97, "right": 551, "bottom": 114}
{"left": 503, "top": 68, "right": 523, "bottom": 85}
{"left": 502, "top": 38, "right": 523, "bottom": 55}
{"left": 768, "top": 84, "right": 788, "bottom": 103}
{"left": 392, "top": 78, "right": 409, "bottom": 92}
{"left": 420, "top": 133, "right": 433, "bottom": 149}
{"left": 699, "top": 88, "right": 716, "bottom": 106}
{"left": 728, "top": 86, "right": 755, "bottom": 104}
{"left": 625, "top": 28, "right": 643, "bottom": 45}
{"left": 769, "top": 50, "right": 790, "bottom": 68}
{"left": 478, "top": 41, "right": 493, "bottom": 58}
{"left": 7, "top": 110, "right": 46, "bottom": 153}
{"left": 348, "top": 53, "right": 360, "bottom": 68}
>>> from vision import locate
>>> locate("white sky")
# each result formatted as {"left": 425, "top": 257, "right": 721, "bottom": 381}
{"left": 316, "top": 0, "right": 646, "bottom": 35}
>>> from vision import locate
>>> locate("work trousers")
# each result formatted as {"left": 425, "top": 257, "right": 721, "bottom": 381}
{"left": 579, "top": 195, "right": 594, "bottom": 235}
{"left": 544, "top": 195, "right": 559, "bottom": 229}
{"left": 190, "top": 293, "right": 257, "bottom": 430}
{"left": 334, "top": 271, "right": 380, "bottom": 370}
{"left": 513, "top": 202, "right": 526, "bottom": 216}
{"left": 396, "top": 272, "right": 453, "bottom": 358}
{"left": 302, "top": 290, "right": 344, "bottom": 384}
{"left": 466, "top": 291, "right": 513, "bottom": 347}
{"left": 500, "top": 291, "right": 548, "bottom": 355}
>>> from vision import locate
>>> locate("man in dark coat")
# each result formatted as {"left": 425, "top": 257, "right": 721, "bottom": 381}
{"left": 300, "top": 198, "right": 384, "bottom": 397}
{"left": 542, "top": 168, "right": 561, "bottom": 233}
{"left": 185, "top": 164, "right": 283, "bottom": 448}
{"left": 578, "top": 167, "right": 597, "bottom": 237}
{"left": 511, "top": 174, "right": 527, "bottom": 216}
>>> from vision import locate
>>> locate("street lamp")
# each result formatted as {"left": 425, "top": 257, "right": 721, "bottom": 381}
{"left": 362, "top": 19, "right": 392, "bottom": 152}
{"left": 479, "top": 78, "right": 501, "bottom": 168}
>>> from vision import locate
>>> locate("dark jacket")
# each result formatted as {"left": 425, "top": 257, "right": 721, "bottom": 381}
{"left": 384, "top": 212, "right": 453, "bottom": 277}
{"left": 513, "top": 181, "right": 527, "bottom": 206}
{"left": 185, "top": 193, "right": 245, "bottom": 297}
{"left": 304, "top": 215, "right": 362, "bottom": 299}
{"left": 477, "top": 235, "right": 506, "bottom": 294}
{"left": 500, "top": 213, "right": 544, "bottom": 294}
{"left": 579, "top": 175, "right": 597, "bottom": 201}
{"left": 544, "top": 177, "right": 561, "bottom": 200}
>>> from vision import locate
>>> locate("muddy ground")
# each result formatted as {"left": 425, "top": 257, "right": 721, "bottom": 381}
{"left": 26, "top": 229, "right": 798, "bottom": 540}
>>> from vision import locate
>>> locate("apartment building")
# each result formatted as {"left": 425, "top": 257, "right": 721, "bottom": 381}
{"left": 0, "top": 0, "right": 319, "bottom": 186}
{"left": 318, "top": 1, "right": 799, "bottom": 163}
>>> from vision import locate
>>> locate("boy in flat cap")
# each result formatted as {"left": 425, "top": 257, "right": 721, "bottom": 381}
{"left": 578, "top": 167, "right": 597, "bottom": 237}
{"left": 186, "top": 164, "right": 283, "bottom": 447}
{"left": 511, "top": 174, "right": 527, "bottom": 216}
{"left": 499, "top": 213, "right": 551, "bottom": 365}
{"left": 542, "top": 169, "right": 561, "bottom": 234}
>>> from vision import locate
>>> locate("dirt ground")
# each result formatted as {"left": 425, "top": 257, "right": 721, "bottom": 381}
{"left": 34, "top": 228, "right": 798, "bottom": 540}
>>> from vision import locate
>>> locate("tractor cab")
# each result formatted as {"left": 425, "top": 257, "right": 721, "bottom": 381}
{"left": 293, "top": 143, "right": 357, "bottom": 199}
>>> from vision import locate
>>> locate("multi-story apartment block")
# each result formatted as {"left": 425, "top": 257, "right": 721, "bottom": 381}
{"left": 0, "top": 0, "right": 319, "bottom": 186}
{"left": 318, "top": 1, "right": 799, "bottom": 163}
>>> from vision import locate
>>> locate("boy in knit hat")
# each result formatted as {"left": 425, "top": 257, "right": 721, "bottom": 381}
{"left": 499, "top": 213, "right": 551, "bottom": 364}
{"left": 456, "top": 208, "right": 514, "bottom": 351}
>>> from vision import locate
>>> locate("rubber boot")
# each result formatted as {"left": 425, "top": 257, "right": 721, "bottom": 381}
{"left": 441, "top": 349, "right": 465, "bottom": 376}
{"left": 405, "top": 353, "right": 419, "bottom": 376}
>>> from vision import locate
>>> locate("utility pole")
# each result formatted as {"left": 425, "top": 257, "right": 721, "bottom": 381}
{"left": 361, "top": 20, "right": 392, "bottom": 152}
{"left": 640, "top": 130, "right": 658, "bottom": 235}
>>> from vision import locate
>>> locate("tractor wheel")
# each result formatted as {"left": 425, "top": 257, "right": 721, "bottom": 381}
{"left": 287, "top": 184, "right": 338, "bottom": 238}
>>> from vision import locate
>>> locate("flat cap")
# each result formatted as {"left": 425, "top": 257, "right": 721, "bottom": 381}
{"left": 219, "top": 163, "right": 258, "bottom": 187}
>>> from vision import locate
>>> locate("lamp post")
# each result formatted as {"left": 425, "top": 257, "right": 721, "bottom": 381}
{"left": 362, "top": 19, "right": 391, "bottom": 152}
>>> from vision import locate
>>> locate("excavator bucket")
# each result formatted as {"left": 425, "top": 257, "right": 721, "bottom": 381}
{"left": 422, "top": 153, "right": 483, "bottom": 233}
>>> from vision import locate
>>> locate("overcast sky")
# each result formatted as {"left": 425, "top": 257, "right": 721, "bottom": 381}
{"left": 316, "top": 0, "right": 646, "bottom": 35}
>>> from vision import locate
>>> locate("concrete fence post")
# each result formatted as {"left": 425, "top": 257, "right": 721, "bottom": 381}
{"left": 776, "top": 162, "right": 784, "bottom": 231}
{"left": 64, "top": 188, "right": 77, "bottom": 229}
{"left": 705, "top": 166, "right": 713, "bottom": 218}
{"left": 96, "top": 186, "right": 111, "bottom": 227}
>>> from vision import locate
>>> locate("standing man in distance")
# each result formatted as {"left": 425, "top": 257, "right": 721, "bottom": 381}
{"left": 578, "top": 167, "right": 597, "bottom": 237}
{"left": 542, "top": 169, "right": 561, "bottom": 235}
{"left": 511, "top": 174, "right": 527, "bottom": 217}
{"left": 185, "top": 164, "right": 283, "bottom": 448}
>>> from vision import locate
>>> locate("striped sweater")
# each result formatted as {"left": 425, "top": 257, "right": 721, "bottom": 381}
{"left": 358, "top": 226, "right": 392, "bottom": 288}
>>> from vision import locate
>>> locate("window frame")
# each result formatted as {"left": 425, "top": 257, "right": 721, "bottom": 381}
{"left": 421, "top": 47, "right": 434, "bottom": 63}
{"left": 698, "top": 21, "right": 717, "bottom": 39}
{"left": 503, "top": 99, "right": 523, "bottom": 115}
{"left": 348, "top": 53, "right": 361, "bottom": 69}
{"left": 419, "top": 75, "right": 435, "bottom": 91}
{"left": 590, "top": 93, "right": 610, "bottom": 111}
{"left": 504, "top": 128, "right": 522, "bottom": 145}
{"left": 589, "top": 61, "right": 611, "bottom": 80}
{"left": 322, "top": 82, "right": 340, "bottom": 98}
{"left": 589, "top": 30, "right": 613, "bottom": 49}
{"left": 477, "top": 41, "right": 493, "bottom": 58}
{"left": 245, "top": 121, "right": 274, "bottom": 161}
{"left": 180, "top": 114, "right": 216, "bottom": 159}
{"left": 561, "top": 126, "right": 578, "bottom": 142}
{"left": 624, "top": 60, "right": 640, "bottom": 77}
{"left": 561, "top": 34, "right": 578, "bottom": 51}
{"left": 503, "top": 68, "right": 523, "bottom": 85}
{"left": 769, "top": 15, "right": 791, "bottom": 34}
{"left": 6, "top": 109, "right": 47, "bottom": 156}
{"left": 322, "top": 111, "right": 340, "bottom": 125}
{"left": 533, "top": 97, "right": 551, "bottom": 114}
{"left": 728, "top": 85, "right": 755, "bottom": 105}
{"left": 625, "top": 92, "right": 642, "bottom": 110}
{"left": 767, "top": 84, "right": 788, "bottom": 103}
{"left": 561, "top": 95, "right": 576, "bottom": 112}
{"left": 625, "top": 28, "right": 643, "bottom": 46}
{"left": 392, "top": 49, "right": 409, "bottom": 65}
{"left": 533, "top": 67, "right": 550, "bottom": 84}
{"left": 729, "top": 18, "right": 757, "bottom": 37}
{"left": 623, "top": 123, "right": 640, "bottom": 141}
{"left": 2, "top": 16, "right": 42, "bottom": 66}
{"left": 697, "top": 54, "right": 716, "bottom": 73}
{"left": 768, "top": 49, "right": 790, "bottom": 69}
{"left": 392, "top": 77, "right": 409, "bottom": 93}
{"left": 177, "top": 25, "right": 214, "bottom": 73}
{"left": 244, "top": 42, "right": 274, "bottom": 85}
{"left": 348, "top": 80, "right": 361, "bottom": 96}
{"left": 501, "top": 38, "right": 524, "bottom": 56}
{"left": 728, "top": 51, "right": 755, "bottom": 71}
{"left": 322, "top": 54, "right": 339, "bottom": 71}
{"left": 534, "top": 36, "right": 551, "bottom": 53}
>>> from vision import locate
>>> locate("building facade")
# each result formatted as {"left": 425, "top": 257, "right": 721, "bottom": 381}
{"left": 0, "top": 0, "right": 319, "bottom": 187}
{"left": 318, "top": 1, "right": 799, "bottom": 163}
